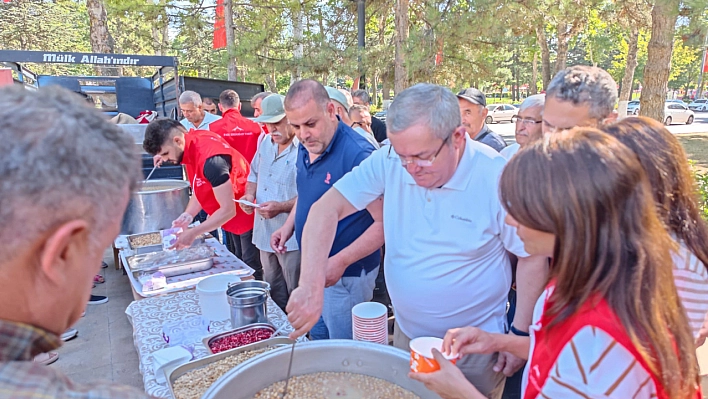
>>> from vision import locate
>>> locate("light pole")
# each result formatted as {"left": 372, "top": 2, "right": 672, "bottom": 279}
{"left": 697, "top": 31, "right": 708, "bottom": 99}
{"left": 357, "top": 0, "right": 366, "bottom": 90}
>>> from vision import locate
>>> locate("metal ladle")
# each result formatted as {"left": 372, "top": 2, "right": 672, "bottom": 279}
{"left": 145, "top": 163, "right": 158, "bottom": 181}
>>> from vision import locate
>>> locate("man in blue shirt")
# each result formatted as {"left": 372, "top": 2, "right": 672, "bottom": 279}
{"left": 271, "top": 80, "right": 382, "bottom": 339}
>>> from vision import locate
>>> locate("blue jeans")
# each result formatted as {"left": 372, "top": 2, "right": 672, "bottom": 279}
{"left": 310, "top": 266, "right": 380, "bottom": 340}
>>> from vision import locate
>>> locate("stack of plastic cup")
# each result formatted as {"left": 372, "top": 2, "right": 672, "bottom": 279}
{"left": 352, "top": 302, "right": 388, "bottom": 345}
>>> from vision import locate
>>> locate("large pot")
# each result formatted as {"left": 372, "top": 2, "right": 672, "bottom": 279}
{"left": 202, "top": 340, "right": 441, "bottom": 399}
{"left": 120, "top": 179, "right": 190, "bottom": 235}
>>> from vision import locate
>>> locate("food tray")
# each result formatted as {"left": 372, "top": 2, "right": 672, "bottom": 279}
{"left": 127, "top": 232, "right": 162, "bottom": 254}
{"left": 167, "top": 336, "right": 293, "bottom": 399}
{"left": 203, "top": 323, "right": 277, "bottom": 355}
{"left": 128, "top": 256, "right": 214, "bottom": 278}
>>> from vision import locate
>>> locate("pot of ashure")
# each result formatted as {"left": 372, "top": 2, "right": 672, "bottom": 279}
{"left": 120, "top": 179, "right": 190, "bottom": 235}
{"left": 201, "top": 339, "right": 441, "bottom": 399}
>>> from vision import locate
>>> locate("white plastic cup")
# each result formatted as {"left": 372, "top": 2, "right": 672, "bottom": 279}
{"left": 196, "top": 274, "right": 242, "bottom": 322}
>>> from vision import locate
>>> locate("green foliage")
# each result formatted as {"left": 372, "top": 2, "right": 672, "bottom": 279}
{"left": 696, "top": 170, "right": 708, "bottom": 221}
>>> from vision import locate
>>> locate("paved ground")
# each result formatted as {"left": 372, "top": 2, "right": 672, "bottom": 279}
{"left": 51, "top": 253, "right": 144, "bottom": 390}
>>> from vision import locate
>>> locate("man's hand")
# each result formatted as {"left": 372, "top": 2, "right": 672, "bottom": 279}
{"left": 239, "top": 194, "right": 256, "bottom": 215}
{"left": 257, "top": 201, "right": 282, "bottom": 219}
{"left": 442, "top": 327, "right": 498, "bottom": 358}
{"left": 270, "top": 225, "right": 293, "bottom": 254}
{"left": 324, "top": 255, "right": 347, "bottom": 287}
{"left": 171, "top": 227, "right": 199, "bottom": 250}
{"left": 172, "top": 212, "right": 193, "bottom": 229}
{"left": 493, "top": 351, "right": 525, "bottom": 377}
{"left": 285, "top": 286, "right": 324, "bottom": 339}
{"left": 409, "top": 350, "right": 485, "bottom": 399}
{"left": 152, "top": 154, "right": 163, "bottom": 167}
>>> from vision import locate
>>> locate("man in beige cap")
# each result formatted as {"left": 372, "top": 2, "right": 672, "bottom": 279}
{"left": 325, "top": 86, "right": 379, "bottom": 149}
{"left": 239, "top": 95, "right": 300, "bottom": 310}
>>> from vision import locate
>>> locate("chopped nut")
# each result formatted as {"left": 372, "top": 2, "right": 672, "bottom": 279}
{"left": 252, "top": 372, "right": 421, "bottom": 399}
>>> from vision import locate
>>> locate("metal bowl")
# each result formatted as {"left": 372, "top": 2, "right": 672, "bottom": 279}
{"left": 120, "top": 179, "right": 190, "bottom": 235}
{"left": 202, "top": 339, "right": 441, "bottom": 399}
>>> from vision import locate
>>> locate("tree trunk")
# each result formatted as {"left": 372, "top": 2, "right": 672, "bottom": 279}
{"left": 531, "top": 52, "right": 539, "bottom": 94}
{"left": 640, "top": 0, "right": 679, "bottom": 122}
{"left": 536, "top": 24, "right": 552, "bottom": 91}
{"left": 619, "top": 26, "right": 640, "bottom": 101}
{"left": 291, "top": 2, "right": 304, "bottom": 84}
{"left": 87, "top": 0, "right": 116, "bottom": 76}
{"left": 382, "top": 69, "right": 391, "bottom": 100}
{"left": 225, "top": 0, "right": 238, "bottom": 81}
{"left": 373, "top": 72, "right": 379, "bottom": 107}
{"left": 394, "top": 0, "right": 409, "bottom": 94}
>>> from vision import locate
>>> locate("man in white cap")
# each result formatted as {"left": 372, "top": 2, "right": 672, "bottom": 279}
{"left": 325, "top": 86, "right": 379, "bottom": 149}
{"left": 239, "top": 95, "right": 300, "bottom": 310}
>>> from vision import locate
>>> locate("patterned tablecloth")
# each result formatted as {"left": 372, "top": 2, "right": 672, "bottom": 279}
{"left": 125, "top": 289, "right": 301, "bottom": 399}
{"left": 119, "top": 238, "right": 254, "bottom": 298}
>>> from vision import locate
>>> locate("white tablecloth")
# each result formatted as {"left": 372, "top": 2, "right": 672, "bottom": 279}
{"left": 125, "top": 289, "right": 300, "bottom": 398}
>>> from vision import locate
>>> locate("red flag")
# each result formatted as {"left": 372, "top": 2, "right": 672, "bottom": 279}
{"left": 213, "top": 0, "right": 227, "bottom": 50}
{"left": 703, "top": 51, "right": 708, "bottom": 73}
{"left": 351, "top": 76, "right": 360, "bottom": 91}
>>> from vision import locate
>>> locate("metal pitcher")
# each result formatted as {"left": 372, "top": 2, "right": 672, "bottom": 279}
{"left": 227, "top": 281, "right": 271, "bottom": 329}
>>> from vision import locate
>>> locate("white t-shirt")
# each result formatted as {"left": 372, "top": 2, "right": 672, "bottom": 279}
{"left": 522, "top": 288, "right": 658, "bottom": 397}
{"left": 500, "top": 142, "right": 520, "bottom": 160}
{"left": 180, "top": 112, "right": 221, "bottom": 131}
{"left": 333, "top": 137, "right": 528, "bottom": 338}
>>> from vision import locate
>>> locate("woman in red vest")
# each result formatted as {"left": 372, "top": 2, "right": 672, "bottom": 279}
{"left": 411, "top": 128, "right": 700, "bottom": 399}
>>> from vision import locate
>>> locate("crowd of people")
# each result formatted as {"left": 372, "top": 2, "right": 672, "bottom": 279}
{"left": 1, "top": 63, "right": 707, "bottom": 399}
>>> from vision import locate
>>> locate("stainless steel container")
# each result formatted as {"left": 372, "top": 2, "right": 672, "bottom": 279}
{"left": 202, "top": 323, "right": 278, "bottom": 354}
{"left": 120, "top": 179, "right": 190, "bottom": 235}
{"left": 227, "top": 283, "right": 270, "bottom": 329}
{"left": 201, "top": 340, "right": 441, "bottom": 399}
{"left": 127, "top": 255, "right": 214, "bottom": 278}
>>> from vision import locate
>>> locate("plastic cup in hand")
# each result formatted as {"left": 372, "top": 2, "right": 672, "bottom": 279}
{"left": 409, "top": 337, "right": 458, "bottom": 373}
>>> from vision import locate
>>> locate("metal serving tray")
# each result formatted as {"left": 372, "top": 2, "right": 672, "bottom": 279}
{"left": 167, "top": 336, "right": 293, "bottom": 399}
{"left": 127, "top": 255, "right": 214, "bottom": 278}
{"left": 203, "top": 323, "right": 277, "bottom": 355}
{"left": 127, "top": 232, "right": 163, "bottom": 255}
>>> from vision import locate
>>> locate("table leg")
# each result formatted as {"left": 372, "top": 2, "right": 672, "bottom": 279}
{"left": 112, "top": 244, "right": 121, "bottom": 270}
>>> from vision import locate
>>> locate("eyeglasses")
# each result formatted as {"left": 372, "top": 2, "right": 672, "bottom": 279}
{"left": 394, "top": 136, "right": 450, "bottom": 168}
{"left": 351, "top": 121, "right": 370, "bottom": 129}
{"left": 511, "top": 115, "right": 542, "bottom": 126}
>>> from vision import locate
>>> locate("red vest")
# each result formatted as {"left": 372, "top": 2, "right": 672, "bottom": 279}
{"left": 208, "top": 108, "right": 263, "bottom": 162}
{"left": 525, "top": 287, "right": 699, "bottom": 399}
{"left": 181, "top": 130, "right": 254, "bottom": 235}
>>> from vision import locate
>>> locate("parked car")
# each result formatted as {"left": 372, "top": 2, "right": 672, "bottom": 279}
{"left": 627, "top": 100, "right": 640, "bottom": 115}
{"left": 485, "top": 104, "right": 518, "bottom": 123}
{"left": 689, "top": 99, "right": 708, "bottom": 112}
{"left": 374, "top": 110, "right": 387, "bottom": 122}
{"left": 667, "top": 99, "right": 688, "bottom": 107}
{"left": 664, "top": 102, "right": 694, "bottom": 125}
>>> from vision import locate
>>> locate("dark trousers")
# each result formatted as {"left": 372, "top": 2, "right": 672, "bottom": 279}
{"left": 225, "top": 230, "right": 263, "bottom": 280}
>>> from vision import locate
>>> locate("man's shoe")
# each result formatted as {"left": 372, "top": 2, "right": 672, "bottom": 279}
{"left": 61, "top": 328, "right": 78, "bottom": 342}
{"left": 88, "top": 295, "right": 108, "bottom": 305}
{"left": 33, "top": 351, "right": 59, "bottom": 365}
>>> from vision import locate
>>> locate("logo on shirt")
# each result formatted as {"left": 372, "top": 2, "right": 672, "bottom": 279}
{"left": 194, "top": 177, "right": 206, "bottom": 187}
{"left": 324, "top": 172, "right": 331, "bottom": 184}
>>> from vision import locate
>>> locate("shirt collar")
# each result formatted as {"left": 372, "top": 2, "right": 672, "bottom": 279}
{"left": 222, "top": 108, "right": 241, "bottom": 118}
{"left": 275, "top": 136, "right": 299, "bottom": 159}
{"left": 181, "top": 132, "right": 199, "bottom": 166}
{"left": 0, "top": 319, "right": 62, "bottom": 361}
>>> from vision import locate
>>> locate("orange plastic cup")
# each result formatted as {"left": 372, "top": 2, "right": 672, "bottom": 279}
{"left": 409, "top": 337, "right": 458, "bottom": 373}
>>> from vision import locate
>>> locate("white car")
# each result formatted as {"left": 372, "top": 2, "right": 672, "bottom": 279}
{"left": 485, "top": 104, "right": 518, "bottom": 123}
{"left": 627, "top": 100, "right": 640, "bottom": 115}
{"left": 664, "top": 102, "right": 694, "bottom": 125}
{"left": 689, "top": 99, "right": 708, "bottom": 112}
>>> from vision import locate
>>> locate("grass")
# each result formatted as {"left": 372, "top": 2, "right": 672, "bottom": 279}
{"left": 678, "top": 133, "right": 708, "bottom": 172}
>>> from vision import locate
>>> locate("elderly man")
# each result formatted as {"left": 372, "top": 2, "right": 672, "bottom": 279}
{"left": 542, "top": 66, "right": 618, "bottom": 133}
{"left": 271, "top": 79, "right": 382, "bottom": 340}
{"left": 239, "top": 94, "right": 300, "bottom": 310}
{"left": 287, "top": 84, "right": 548, "bottom": 398}
{"left": 500, "top": 94, "right": 545, "bottom": 160}
{"left": 251, "top": 91, "right": 272, "bottom": 118}
{"left": 0, "top": 86, "right": 150, "bottom": 398}
{"left": 203, "top": 97, "right": 218, "bottom": 115}
{"left": 457, "top": 88, "right": 507, "bottom": 152}
{"left": 179, "top": 90, "right": 221, "bottom": 131}
{"left": 352, "top": 89, "right": 387, "bottom": 142}
{"left": 349, "top": 104, "right": 373, "bottom": 134}
{"left": 326, "top": 87, "right": 380, "bottom": 150}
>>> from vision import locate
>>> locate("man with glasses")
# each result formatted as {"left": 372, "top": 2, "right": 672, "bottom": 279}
{"left": 271, "top": 79, "right": 382, "bottom": 340}
{"left": 286, "top": 83, "right": 548, "bottom": 398}
{"left": 457, "top": 87, "right": 507, "bottom": 152}
{"left": 501, "top": 94, "right": 545, "bottom": 160}
{"left": 542, "top": 66, "right": 618, "bottom": 133}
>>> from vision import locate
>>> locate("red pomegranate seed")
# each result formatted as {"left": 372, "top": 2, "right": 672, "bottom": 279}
{"left": 209, "top": 328, "right": 273, "bottom": 353}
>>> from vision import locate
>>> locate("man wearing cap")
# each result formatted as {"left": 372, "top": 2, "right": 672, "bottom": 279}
{"left": 325, "top": 86, "right": 380, "bottom": 150}
{"left": 239, "top": 95, "right": 300, "bottom": 310}
{"left": 457, "top": 88, "right": 507, "bottom": 152}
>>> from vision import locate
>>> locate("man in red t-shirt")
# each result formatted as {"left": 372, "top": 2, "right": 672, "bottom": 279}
{"left": 143, "top": 118, "right": 263, "bottom": 280}
{"left": 209, "top": 90, "right": 264, "bottom": 162}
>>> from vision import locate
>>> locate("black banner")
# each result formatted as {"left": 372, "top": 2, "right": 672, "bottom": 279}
{"left": 0, "top": 50, "right": 177, "bottom": 67}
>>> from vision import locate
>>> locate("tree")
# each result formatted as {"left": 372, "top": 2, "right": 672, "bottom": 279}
{"left": 394, "top": 0, "right": 409, "bottom": 94}
{"left": 225, "top": 0, "right": 238, "bottom": 80}
{"left": 640, "top": 0, "right": 681, "bottom": 122}
{"left": 87, "top": 0, "right": 116, "bottom": 75}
